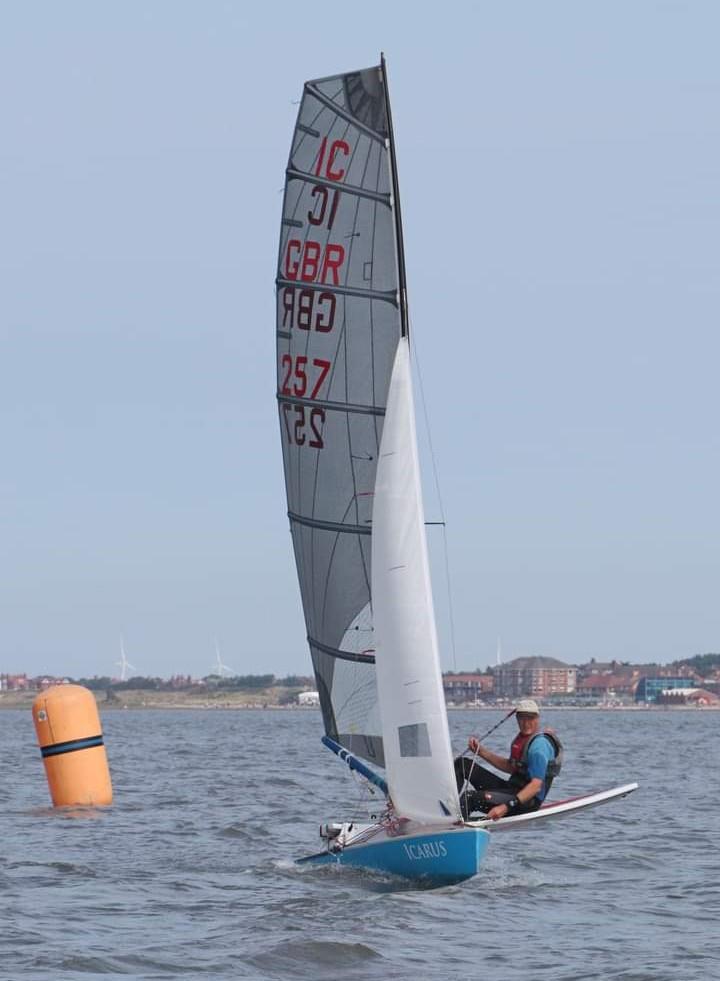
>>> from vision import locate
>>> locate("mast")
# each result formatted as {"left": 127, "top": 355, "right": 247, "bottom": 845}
{"left": 380, "top": 53, "right": 409, "bottom": 340}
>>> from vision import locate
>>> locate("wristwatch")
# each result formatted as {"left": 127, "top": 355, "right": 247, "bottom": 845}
{"left": 506, "top": 797, "right": 519, "bottom": 811}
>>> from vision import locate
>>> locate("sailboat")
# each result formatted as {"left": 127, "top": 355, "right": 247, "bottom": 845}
{"left": 276, "top": 57, "right": 636, "bottom": 885}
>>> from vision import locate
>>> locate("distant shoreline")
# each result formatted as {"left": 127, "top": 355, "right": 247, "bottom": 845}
{"left": 1, "top": 689, "right": 717, "bottom": 712}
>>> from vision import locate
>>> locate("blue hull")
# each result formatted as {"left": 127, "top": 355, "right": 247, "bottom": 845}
{"left": 300, "top": 827, "right": 490, "bottom": 885}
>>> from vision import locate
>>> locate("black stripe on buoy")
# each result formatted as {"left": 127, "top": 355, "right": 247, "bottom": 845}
{"left": 40, "top": 735, "right": 105, "bottom": 758}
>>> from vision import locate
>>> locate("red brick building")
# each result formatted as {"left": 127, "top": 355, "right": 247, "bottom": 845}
{"left": 576, "top": 673, "right": 637, "bottom": 700}
{"left": 442, "top": 673, "right": 494, "bottom": 704}
{"left": 493, "top": 656, "right": 576, "bottom": 699}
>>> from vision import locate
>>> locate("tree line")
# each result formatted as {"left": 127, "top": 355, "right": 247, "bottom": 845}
{"left": 72, "top": 674, "right": 314, "bottom": 692}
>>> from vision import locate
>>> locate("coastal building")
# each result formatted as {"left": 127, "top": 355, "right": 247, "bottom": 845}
{"left": 38, "top": 676, "right": 70, "bottom": 689}
{"left": 298, "top": 690, "right": 320, "bottom": 706}
{"left": 576, "top": 673, "right": 637, "bottom": 702}
{"left": 657, "top": 687, "right": 720, "bottom": 706}
{"left": 492, "top": 656, "right": 576, "bottom": 700}
{"left": 576, "top": 659, "right": 640, "bottom": 681}
{"left": 634, "top": 677, "right": 694, "bottom": 704}
{"left": 576, "top": 659, "right": 619, "bottom": 677}
{"left": 702, "top": 669, "right": 720, "bottom": 694}
{"left": 442, "top": 673, "right": 494, "bottom": 704}
{"left": 0, "top": 673, "right": 31, "bottom": 691}
{"left": 6, "top": 674, "right": 71, "bottom": 691}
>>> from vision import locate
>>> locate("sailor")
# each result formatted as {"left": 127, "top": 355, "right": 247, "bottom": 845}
{"left": 455, "top": 699, "right": 562, "bottom": 820}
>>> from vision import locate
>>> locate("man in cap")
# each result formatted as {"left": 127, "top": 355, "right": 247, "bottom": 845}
{"left": 455, "top": 699, "right": 561, "bottom": 821}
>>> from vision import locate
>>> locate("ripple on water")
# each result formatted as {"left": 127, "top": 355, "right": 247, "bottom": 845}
{"left": 248, "top": 939, "right": 382, "bottom": 976}
{"left": 1, "top": 708, "right": 716, "bottom": 981}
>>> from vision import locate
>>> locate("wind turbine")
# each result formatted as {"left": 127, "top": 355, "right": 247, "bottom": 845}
{"left": 116, "top": 636, "right": 136, "bottom": 681}
{"left": 211, "top": 639, "right": 234, "bottom": 678}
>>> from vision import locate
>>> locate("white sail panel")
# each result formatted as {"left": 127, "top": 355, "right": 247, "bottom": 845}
{"left": 371, "top": 340, "right": 461, "bottom": 823}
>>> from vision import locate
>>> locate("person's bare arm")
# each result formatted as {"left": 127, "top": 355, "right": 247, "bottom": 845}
{"left": 486, "top": 777, "right": 543, "bottom": 821}
{"left": 468, "top": 736, "right": 514, "bottom": 775}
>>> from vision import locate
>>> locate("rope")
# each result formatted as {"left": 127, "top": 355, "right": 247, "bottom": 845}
{"left": 459, "top": 709, "right": 517, "bottom": 811}
{"left": 409, "top": 320, "right": 458, "bottom": 671}
{"left": 349, "top": 766, "right": 382, "bottom": 819}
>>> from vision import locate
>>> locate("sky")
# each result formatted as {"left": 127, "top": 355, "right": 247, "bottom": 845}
{"left": 1, "top": 1, "right": 718, "bottom": 679}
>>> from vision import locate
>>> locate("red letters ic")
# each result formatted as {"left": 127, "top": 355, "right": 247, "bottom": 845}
{"left": 314, "top": 137, "right": 350, "bottom": 181}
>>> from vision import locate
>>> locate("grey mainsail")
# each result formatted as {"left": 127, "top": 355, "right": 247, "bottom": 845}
{"left": 276, "top": 60, "right": 404, "bottom": 766}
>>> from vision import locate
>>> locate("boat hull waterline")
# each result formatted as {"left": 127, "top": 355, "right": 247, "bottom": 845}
{"left": 298, "top": 782, "right": 638, "bottom": 882}
{"left": 299, "top": 825, "right": 491, "bottom": 885}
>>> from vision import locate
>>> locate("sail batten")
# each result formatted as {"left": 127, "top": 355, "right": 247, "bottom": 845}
{"left": 278, "top": 395, "right": 386, "bottom": 417}
{"left": 275, "top": 278, "right": 398, "bottom": 305}
{"left": 288, "top": 511, "right": 371, "bottom": 536}
{"left": 309, "top": 636, "right": 376, "bottom": 664}
{"left": 286, "top": 168, "right": 392, "bottom": 205}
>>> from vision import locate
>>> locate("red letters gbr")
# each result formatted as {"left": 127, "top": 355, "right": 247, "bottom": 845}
{"left": 284, "top": 239, "right": 344, "bottom": 285}
{"left": 283, "top": 137, "right": 350, "bottom": 287}
{"left": 279, "top": 137, "right": 351, "bottom": 451}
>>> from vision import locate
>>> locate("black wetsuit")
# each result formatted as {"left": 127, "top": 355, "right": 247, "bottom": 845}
{"left": 454, "top": 756, "right": 539, "bottom": 819}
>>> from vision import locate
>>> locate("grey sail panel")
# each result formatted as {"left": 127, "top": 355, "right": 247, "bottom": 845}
{"left": 276, "top": 64, "right": 401, "bottom": 766}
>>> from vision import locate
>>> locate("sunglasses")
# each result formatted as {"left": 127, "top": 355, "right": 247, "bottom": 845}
{"left": 516, "top": 713, "right": 538, "bottom": 721}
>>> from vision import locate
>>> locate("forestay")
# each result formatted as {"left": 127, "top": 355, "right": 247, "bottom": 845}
{"left": 276, "top": 62, "right": 401, "bottom": 766}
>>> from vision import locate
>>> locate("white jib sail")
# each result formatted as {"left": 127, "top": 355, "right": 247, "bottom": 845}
{"left": 371, "top": 338, "right": 461, "bottom": 824}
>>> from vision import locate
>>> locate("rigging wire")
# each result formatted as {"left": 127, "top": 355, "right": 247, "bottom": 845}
{"left": 409, "top": 320, "right": 459, "bottom": 672}
{"left": 349, "top": 767, "right": 382, "bottom": 820}
{"left": 459, "top": 708, "right": 517, "bottom": 804}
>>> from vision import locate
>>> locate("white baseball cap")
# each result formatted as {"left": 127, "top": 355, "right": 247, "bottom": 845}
{"left": 515, "top": 699, "right": 540, "bottom": 715}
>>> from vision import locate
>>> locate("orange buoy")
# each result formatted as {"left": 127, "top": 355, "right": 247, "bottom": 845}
{"left": 32, "top": 684, "right": 112, "bottom": 807}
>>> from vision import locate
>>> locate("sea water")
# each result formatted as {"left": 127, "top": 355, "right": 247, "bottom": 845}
{"left": 1, "top": 707, "right": 717, "bottom": 980}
